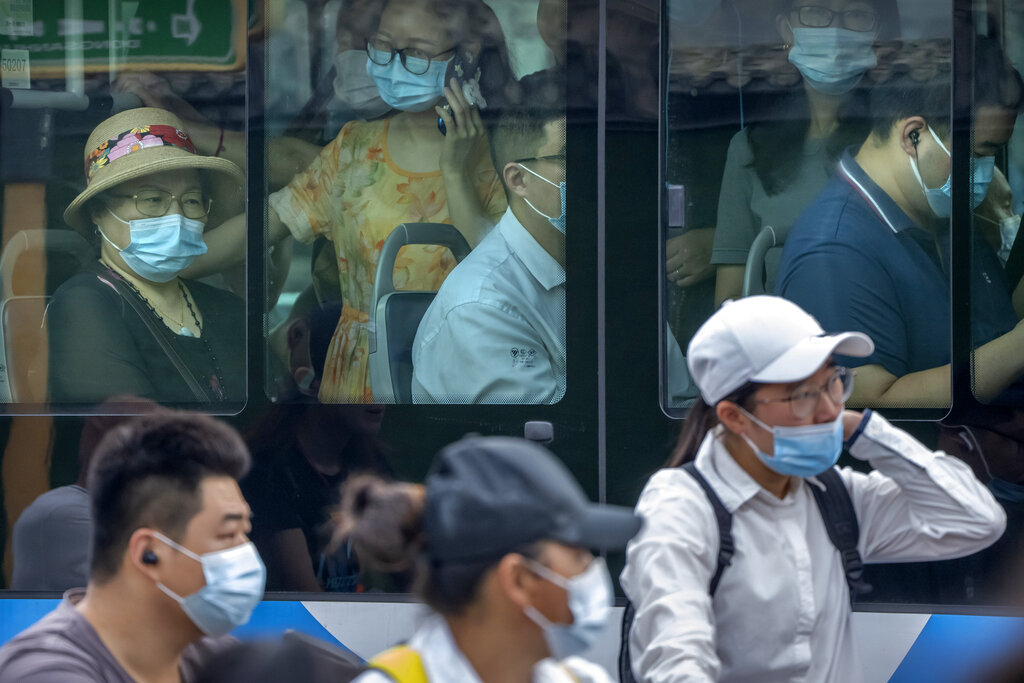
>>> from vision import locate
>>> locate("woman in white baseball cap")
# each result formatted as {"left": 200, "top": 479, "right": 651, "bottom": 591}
{"left": 620, "top": 295, "right": 1006, "bottom": 683}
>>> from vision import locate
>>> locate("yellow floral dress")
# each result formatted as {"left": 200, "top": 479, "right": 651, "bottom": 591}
{"left": 269, "top": 117, "right": 506, "bottom": 403}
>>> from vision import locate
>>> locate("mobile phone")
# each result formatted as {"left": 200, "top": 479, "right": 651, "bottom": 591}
{"left": 437, "top": 101, "right": 458, "bottom": 135}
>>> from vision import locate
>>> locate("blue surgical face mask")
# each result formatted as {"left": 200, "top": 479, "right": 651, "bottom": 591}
{"left": 523, "top": 557, "right": 613, "bottom": 659}
{"left": 739, "top": 408, "right": 844, "bottom": 478}
{"left": 333, "top": 49, "right": 391, "bottom": 119}
{"left": 519, "top": 164, "right": 566, "bottom": 234}
{"left": 100, "top": 210, "right": 208, "bottom": 283}
{"left": 153, "top": 531, "right": 266, "bottom": 637}
{"left": 787, "top": 26, "right": 877, "bottom": 96}
{"left": 366, "top": 47, "right": 450, "bottom": 112}
{"left": 909, "top": 126, "right": 996, "bottom": 218}
{"left": 998, "top": 214, "right": 1022, "bottom": 265}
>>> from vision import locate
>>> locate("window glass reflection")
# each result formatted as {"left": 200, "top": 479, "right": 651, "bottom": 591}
{"left": 0, "top": 3, "right": 247, "bottom": 411}
{"left": 663, "top": 0, "right": 966, "bottom": 414}
{"left": 262, "top": 0, "right": 567, "bottom": 405}
{"left": 48, "top": 109, "right": 246, "bottom": 406}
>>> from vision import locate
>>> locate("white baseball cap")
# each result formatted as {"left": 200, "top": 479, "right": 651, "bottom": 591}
{"left": 687, "top": 296, "right": 875, "bottom": 406}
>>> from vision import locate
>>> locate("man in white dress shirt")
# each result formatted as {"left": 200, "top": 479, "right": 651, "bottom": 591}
{"left": 412, "top": 98, "right": 566, "bottom": 404}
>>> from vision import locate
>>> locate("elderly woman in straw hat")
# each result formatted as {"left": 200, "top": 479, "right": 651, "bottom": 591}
{"left": 48, "top": 107, "right": 245, "bottom": 405}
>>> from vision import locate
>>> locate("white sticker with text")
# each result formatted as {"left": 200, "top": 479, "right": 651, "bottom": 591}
{"left": 1, "top": 49, "right": 29, "bottom": 89}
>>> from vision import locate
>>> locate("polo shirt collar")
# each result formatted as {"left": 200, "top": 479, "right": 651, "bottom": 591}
{"left": 498, "top": 208, "right": 565, "bottom": 291}
{"left": 837, "top": 149, "right": 918, "bottom": 234}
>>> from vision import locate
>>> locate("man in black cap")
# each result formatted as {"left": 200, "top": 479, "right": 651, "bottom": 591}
{"left": 339, "top": 435, "right": 642, "bottom": 683}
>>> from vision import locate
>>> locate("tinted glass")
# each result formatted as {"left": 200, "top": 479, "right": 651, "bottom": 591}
{"left": 0, "top": 2, "right": 247, "bottom": 413}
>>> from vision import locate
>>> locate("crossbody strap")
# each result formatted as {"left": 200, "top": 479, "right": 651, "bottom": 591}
{"left": 90, "top": 264, "right": 210, "bottom": 402}
{"left": 369, "top": 645, "right": 428, "bottom": 683}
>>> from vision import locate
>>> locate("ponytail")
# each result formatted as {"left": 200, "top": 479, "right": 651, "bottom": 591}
{"left": 665, "top": 382, "right": 761, "bottom": 468}
{"left": 666, "top": 397, "right": 719, "bottom": 468}
{"left": 335, "top": 474, "right": 539, "bottom": 615}
{"left": 335, "top": 475, "right": 426, "bottom": 572}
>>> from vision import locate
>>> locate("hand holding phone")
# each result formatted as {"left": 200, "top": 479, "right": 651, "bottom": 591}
{"left": 437, "top": 104, "right": 454, "bottom": 136}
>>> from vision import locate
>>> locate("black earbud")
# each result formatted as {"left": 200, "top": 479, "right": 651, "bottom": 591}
{"left": 142, "top": 550, "right": 158, "bottom": 565}
{"left": 910, "top": 130, "right": 920, "bottom": 147}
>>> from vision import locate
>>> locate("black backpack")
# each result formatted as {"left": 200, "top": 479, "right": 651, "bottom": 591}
{"left": 618, "top": 463, "right": 872, "bottom": 683}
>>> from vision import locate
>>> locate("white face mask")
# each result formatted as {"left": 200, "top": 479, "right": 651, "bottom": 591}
{"left": 523, "top": 557, "right": 613, "bottom": 659}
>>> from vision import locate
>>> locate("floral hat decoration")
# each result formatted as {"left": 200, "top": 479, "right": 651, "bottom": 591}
{"left": 64, "top": 107, "right": 244, "bottom": 229}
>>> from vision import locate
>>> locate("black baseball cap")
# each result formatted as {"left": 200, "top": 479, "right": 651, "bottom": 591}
{"left": 423, "top": 436, "right": 642, "bottom": 563}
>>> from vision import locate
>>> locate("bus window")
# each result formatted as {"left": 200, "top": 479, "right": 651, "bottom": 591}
{"left": 661, "top": 0, "right": 958, "bottom": 418}
{"left": 262, "top": 0, "right": 568, "bottom": 407}
{"left": 0, "top": 2, "right": 247, "bottom": 413}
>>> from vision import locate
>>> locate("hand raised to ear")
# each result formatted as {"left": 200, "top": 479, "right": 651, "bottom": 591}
{"left": 437, "top": 78, "right": 486, "bottom": 174}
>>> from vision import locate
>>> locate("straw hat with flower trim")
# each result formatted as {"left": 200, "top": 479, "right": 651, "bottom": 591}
{"left": 64, "top": 107, "right": 244, "bottom": 230}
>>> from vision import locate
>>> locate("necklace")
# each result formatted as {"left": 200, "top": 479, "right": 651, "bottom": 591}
{"left": 114, "top": 271, "right": 228, "bottom": 401}
{"left": 144, "top": 290, "right": 191, "bottom": 336}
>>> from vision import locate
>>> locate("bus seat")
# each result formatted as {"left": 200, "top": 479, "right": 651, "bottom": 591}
{"left": 368, "top": 223, "right": 471, "bottom": 404}
{"left": 0, "top": 230, "right": 93, "bottom": 403}
{"left": 742, "top": 224, "right": 791, "bottom": 297}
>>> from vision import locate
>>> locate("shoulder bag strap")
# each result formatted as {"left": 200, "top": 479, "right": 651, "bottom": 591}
{"left": 89, "top": 265, "right": 210, "bottom": 402}
{"left": 369, "top": 645, "right": 428, "bottom": 683}
{"left": 808, "top": 467, "right": 873, "bottom": 603}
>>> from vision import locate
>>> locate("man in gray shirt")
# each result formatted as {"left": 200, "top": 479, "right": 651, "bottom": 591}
{"left": 0, "top": 411, "right": 265, "bottom": 682}
{"left": 12, "top": 398, "right": 160, "bottom": 592}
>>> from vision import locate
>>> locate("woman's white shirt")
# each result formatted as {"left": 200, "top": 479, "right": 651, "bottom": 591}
{"left": 620, "top": 411, "right": 1006, "bottom": 683}
{"left": 353, "top": 614, "right": 613, "bottom": 683}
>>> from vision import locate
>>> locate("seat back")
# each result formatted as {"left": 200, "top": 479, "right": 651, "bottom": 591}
{"left": 0, "top": 230, "right": 93, "bottom": 403}
{"left": 368, "top": 223, "right": 471, "bottom": 404}
{"left": 742, "top": 224, "right": 791, "bottom": 297}
{"left": 0, "top": 296, "right": 50, "bottom": 403}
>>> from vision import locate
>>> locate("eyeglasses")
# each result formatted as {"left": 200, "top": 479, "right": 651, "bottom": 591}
{"left": 791, "top": 5, "right": 878, "bottom": 32}
{"left": 366, "top": 38, "right": 456, "bottom": 75}
{"left": 107, "top": 189, "right": 212, "bottom": 219}
{"left": 514, "top": 154, "right": 567, "bottom": 164}
{"left": 750, "top": 366, "right": 855, "bottom": 419}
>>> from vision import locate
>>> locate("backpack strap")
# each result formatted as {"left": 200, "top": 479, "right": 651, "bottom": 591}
{"left": 618, "top": 602, "right": 638, "bottom": 683}
{"left": 681, "top": 462, "right": 734, "bottom": 596}
{"left": 368, "top": 645, "right": 428, "bottom": 683}
{"left": 619, "top": 462, "right": 734, "bottom": 683}
{"left": 808, "top": 467, "right": 872, "bottom": 603}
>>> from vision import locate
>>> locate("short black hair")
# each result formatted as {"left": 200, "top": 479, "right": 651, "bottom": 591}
{"left": 869, "top": 74, "right": 951, "bottom": 141}
{"left": 974, "top": 34, "right": 1024, "bottom": 113}
{"left": 870, "top": 36, "right": 1023, "bottom": 141}
{"left": 87, "top": 411, "right": 251, "bottom": 582}
{"left": 488, "top": 71, "right": 565, "bottom": 197}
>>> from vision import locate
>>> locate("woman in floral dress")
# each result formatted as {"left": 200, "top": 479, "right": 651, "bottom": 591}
{"left": 193, "top": 0, "right": 512, "bottom": 403}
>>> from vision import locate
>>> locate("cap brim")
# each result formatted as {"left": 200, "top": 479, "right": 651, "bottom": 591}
{"left": 751, "top": 331, "right": 874, "bottom": 384}
{"left": 566, "top": 503, "right": 642, "bottom": 551}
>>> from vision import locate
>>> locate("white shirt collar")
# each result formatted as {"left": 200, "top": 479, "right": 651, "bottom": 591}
{"left": 499, "top": 208, "right": 565, "bottom": 291}
{"left": 695, "top": 426, "right": 794, "bottom": 512}
{"left": 408, "top": 615, "right": 483, "bottom": 683}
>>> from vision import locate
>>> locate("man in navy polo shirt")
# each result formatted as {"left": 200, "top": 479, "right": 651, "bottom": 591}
{"left": 777, "top": 38, "right": 1024, "bottom": 409}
